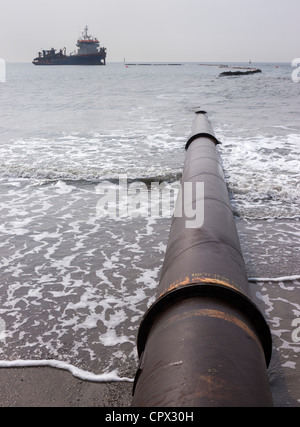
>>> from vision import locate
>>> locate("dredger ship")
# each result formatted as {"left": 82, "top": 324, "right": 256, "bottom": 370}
{"left": 33, "top": 26, "right": 106, "bottom": 66}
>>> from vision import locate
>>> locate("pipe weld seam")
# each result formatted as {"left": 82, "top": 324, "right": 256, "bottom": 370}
{"left": 136, "top": 283, "right": 272, "bottom": 366}
{"left": 160, "top": 240, "right": 244, "bottom": 284}
{"left": 185, "top": 133, "right": 221, "bottom": 150}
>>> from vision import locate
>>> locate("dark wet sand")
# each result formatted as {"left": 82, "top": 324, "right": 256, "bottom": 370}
{"left": 0, "top": 366, "right": 133, "bottom": 407}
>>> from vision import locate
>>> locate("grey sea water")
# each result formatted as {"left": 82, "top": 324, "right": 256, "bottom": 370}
{"left": 0, "top": 62, "right": 299, "bottom": 406}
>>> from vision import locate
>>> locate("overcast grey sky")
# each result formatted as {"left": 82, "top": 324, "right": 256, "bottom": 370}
{"left": 0, "top": 0, "right": 299, "bottom": 63}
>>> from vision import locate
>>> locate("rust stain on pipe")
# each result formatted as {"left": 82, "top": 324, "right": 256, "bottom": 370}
{"left": 158, "top": 273, "right": 241, "bottom": 298}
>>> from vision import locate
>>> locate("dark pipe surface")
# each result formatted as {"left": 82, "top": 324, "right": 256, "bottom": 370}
{"left": 132, "top": 112, "right": 273, "bottom": 407}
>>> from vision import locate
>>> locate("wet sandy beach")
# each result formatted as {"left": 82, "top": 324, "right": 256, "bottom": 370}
{"left": 0, "top": 366, "right": 132, "bottom": 407}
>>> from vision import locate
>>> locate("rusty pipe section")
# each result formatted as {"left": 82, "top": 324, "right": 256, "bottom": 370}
{"left": 132, "top": 112, "right": 273, "bottom": 407}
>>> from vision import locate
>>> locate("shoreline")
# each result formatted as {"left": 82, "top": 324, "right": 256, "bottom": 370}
{"left": 0, "top": 365, "right": 133, "bottom": 407}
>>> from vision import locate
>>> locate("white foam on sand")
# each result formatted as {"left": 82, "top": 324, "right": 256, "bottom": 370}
{"left": 0, "top": 359, "right": 133, "bottom": 383}
{"left": 249, "top": 275, "right": 300, "bottom": 282}
{"left": 0, "top": 179, "right": 169, "bottom": 380}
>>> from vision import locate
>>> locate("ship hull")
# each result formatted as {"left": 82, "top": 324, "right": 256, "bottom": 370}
{"left": 33, "top": 54, "right": 106, "bottom": 66}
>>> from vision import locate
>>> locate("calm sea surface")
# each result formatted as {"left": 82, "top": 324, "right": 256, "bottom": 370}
{"left": 0, "top": 62, "right": 299, "bottom": 406}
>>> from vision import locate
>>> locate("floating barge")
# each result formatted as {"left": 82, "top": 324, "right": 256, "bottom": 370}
{"left": 32, "top": 26, "right": 106, "bottom": 66}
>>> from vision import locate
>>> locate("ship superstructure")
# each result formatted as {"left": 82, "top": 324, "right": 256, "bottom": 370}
{"left": 33, "top": 26, "right": 106, "bottom": 66}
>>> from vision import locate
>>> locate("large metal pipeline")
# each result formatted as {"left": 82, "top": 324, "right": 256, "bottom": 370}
{"left": 132, "top": 112, "right": 273, "bottom": 407}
